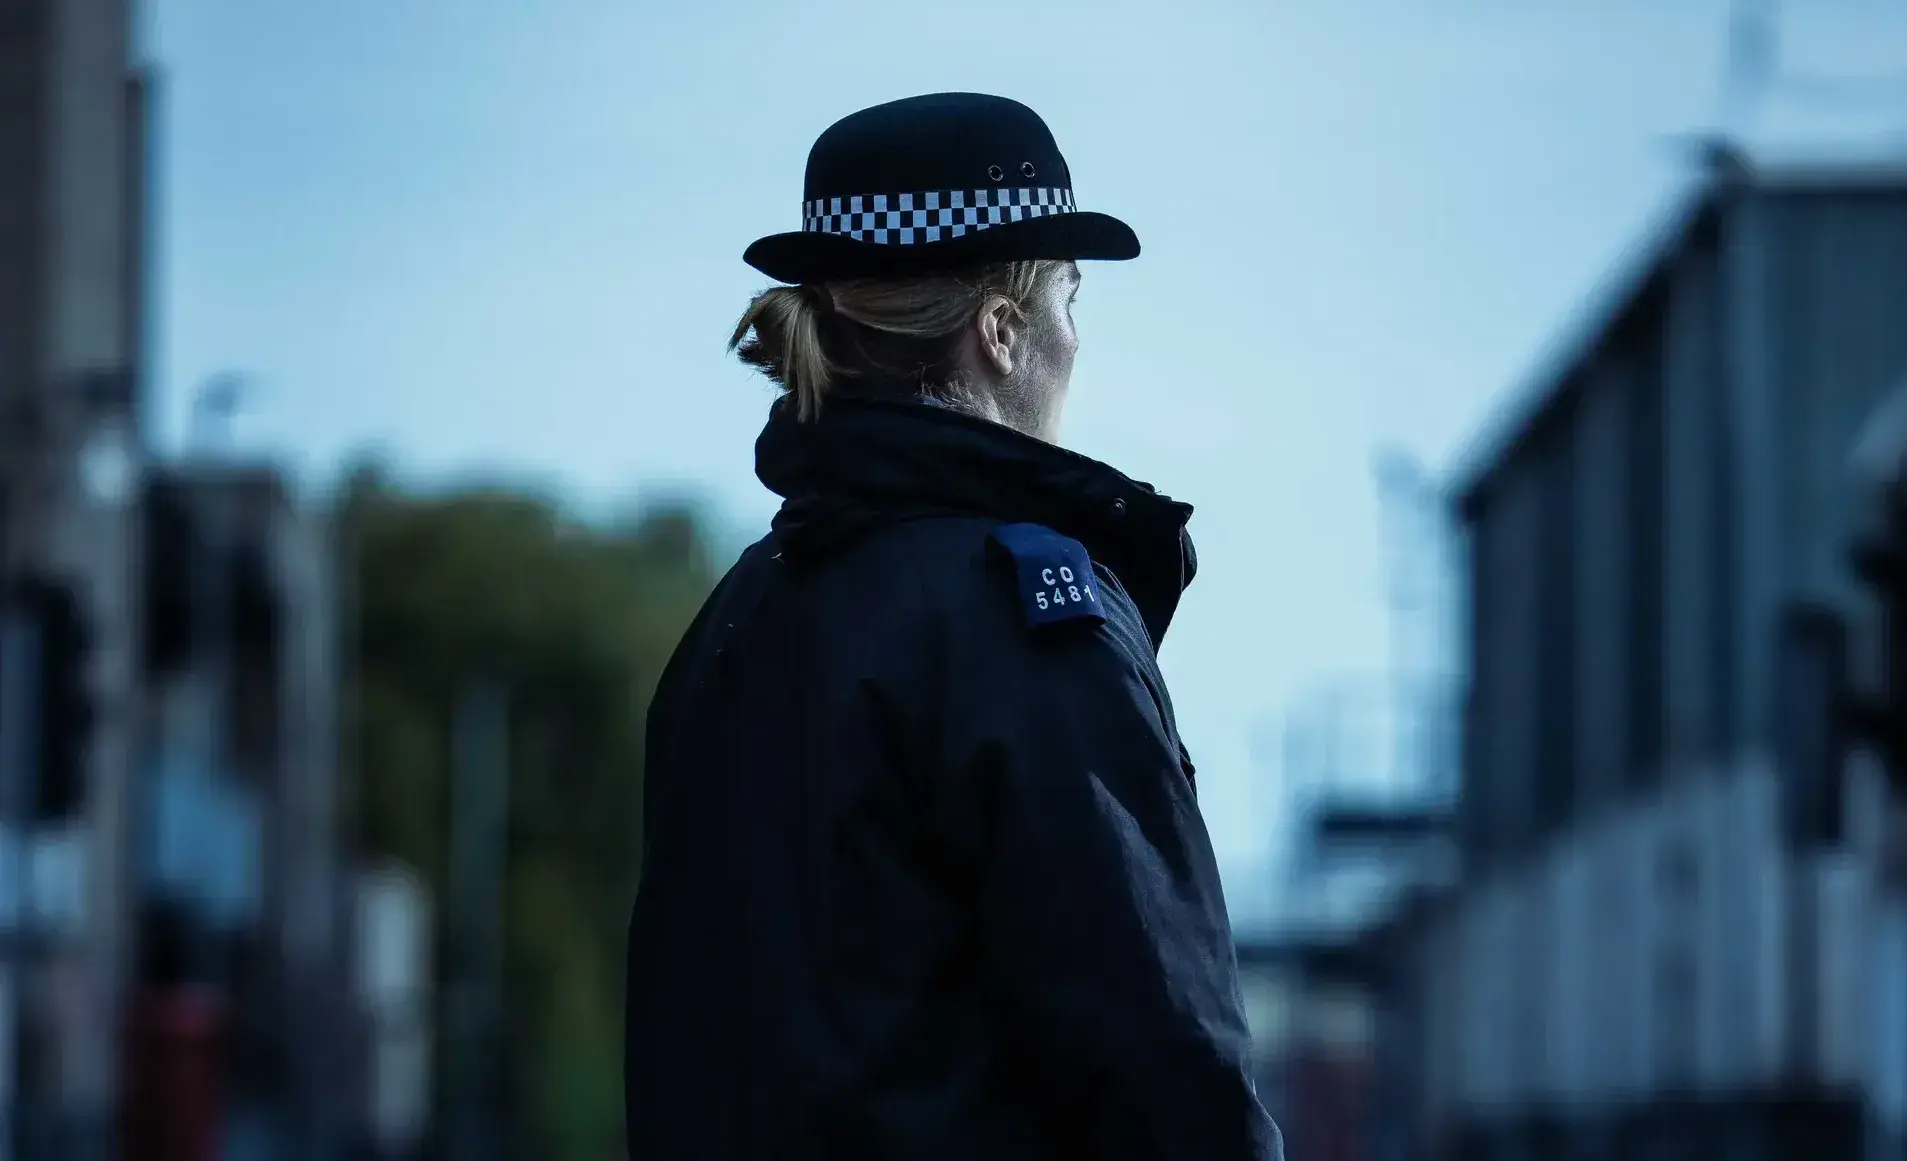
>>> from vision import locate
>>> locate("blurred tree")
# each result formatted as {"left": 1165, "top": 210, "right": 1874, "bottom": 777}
{"left": 334, "top": 461, "right": 719, "bottom": 1161}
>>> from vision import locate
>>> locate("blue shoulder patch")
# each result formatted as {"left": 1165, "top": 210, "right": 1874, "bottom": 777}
{"left": 988, "top": 523, "right": 1108, "bottom": 630}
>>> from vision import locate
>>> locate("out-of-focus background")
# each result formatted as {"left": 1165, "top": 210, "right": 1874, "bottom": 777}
{"left": 7, "top": 0, "right": 1907, "bottom": 1157}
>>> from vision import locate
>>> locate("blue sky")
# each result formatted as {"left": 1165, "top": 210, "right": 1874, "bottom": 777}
{"left": 146, "top": 0, "right": 1907, "bottom": 927}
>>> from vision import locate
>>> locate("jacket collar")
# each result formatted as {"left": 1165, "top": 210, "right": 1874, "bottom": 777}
{"left": 755, "top": 395, "right": 1197, "bottom": 644}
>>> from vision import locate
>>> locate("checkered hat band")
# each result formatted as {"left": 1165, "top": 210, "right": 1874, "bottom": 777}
{"left": 801, "top": 187, "right": 1077, "bottom": 244}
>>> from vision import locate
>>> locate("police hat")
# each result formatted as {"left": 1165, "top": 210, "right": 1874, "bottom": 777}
{"left": 743, "top": 92, "right": 1141, "bottom": 285}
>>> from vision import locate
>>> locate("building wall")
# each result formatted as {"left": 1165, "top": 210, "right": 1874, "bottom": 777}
{"left": 1439, "top": 177, "right": 1907, "bottom": 1152}
{"left": 1869, "top": 884, "right": 1907, "bottom": 1141}
{"left": 1440, "top": 758, "right": 1880, "bottom": 1116}
{"left": 0, "top": 2, "right": 143, "bottom": 1141}
{"left": 1463, "top": 449, "right": 1544, "bottom": 866}
{"left": 1417, "top": 902, "right": 1463, "bottom": 1147}
{"left": 1717, "top": 186, "right": 1907, "bottom": 762}
{"left": 1662, "top": 217, "right": 1731, "bottom": 766}
{"left": 1761, "top": 190, "right": 1907, "bottom": 685}
{"left": 0, "top": 2, "right": 52, "bottom": 397}
{"left": 1570, "top": 347, "right": 1633, "bottom": 814}
{"left": 43, "top": 0, "right": 131, "bottom": 385}
{"left": 1462, "top": 276, "right": 1673, "bottom": 868}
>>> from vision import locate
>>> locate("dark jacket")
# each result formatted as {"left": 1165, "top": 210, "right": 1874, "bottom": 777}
{"left": 626, "top": 396, "right": 1281, "bottom": 1161}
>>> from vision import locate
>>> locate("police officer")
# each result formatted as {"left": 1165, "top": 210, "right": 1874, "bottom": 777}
{"left": 626, "top": 92, "right": 1282, "bottom": 1161}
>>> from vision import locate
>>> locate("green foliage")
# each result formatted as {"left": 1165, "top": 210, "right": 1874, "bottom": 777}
{"left": 335, "top": 461, "right": 719, "bottom": 1161}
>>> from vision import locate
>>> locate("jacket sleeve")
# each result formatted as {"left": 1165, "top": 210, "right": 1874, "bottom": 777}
{"left": 942, "top": 621, "right": 1284, "bottom": 1161}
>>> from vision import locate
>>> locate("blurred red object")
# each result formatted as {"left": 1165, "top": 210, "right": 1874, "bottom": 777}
{"left": 121, "top": 985, "right": 226, "bottom": 1161}
{"left": 1273, "top": 1048, "right": 1368, "bottom": 1161}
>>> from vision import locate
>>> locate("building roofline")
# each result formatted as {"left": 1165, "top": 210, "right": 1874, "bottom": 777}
{"left": 1746, "top": 147, "right": 1907, "bottom": 189}
{"left": 1448, "top": 177, "right": 1714, "bottom": 517}
{"left": 1448, "top": 143, "right": 1907, "bottom": 519}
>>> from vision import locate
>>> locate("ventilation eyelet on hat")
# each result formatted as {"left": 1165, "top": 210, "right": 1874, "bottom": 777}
{"left": 1020, "top": 161, "right": 1037, "bottom": 178}
{"left": 987, "top": 164, "right": 1004, "bottom": 182}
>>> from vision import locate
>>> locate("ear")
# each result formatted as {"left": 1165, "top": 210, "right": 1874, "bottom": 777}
{"left": 973, "top": 295, "right": 1022, "bottom": 379}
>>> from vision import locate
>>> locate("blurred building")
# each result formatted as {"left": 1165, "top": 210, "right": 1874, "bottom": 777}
{"left": 1244, "top": 681, "right": 1456, "bottom": 1161}
{"left": 1302, "top": 146, "right": 1907, "bottom": 1161}
{"left": 1238, "top": 935, "right": 1380, "bottom": 1161}
{"left": 1243, "top": 450, "right": 1465, "bottom": 1160}
{"left": 132, "top": 463, "right": 362, "bottom": 1159}
{"left": 0, "top": 0, "right": 151, "bottom": 1154}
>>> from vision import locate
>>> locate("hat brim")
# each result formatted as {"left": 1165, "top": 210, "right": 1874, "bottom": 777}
{"left": 742, "top": 210, "right": 1139, "bottom": 285}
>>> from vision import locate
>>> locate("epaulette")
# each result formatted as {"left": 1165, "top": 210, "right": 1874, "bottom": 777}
{"left": 987, "top": 523, "right": 1108, "bottom": 631}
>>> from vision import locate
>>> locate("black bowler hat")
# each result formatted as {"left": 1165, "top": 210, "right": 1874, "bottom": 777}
{"left": 743, "top": 92, "right": 1140, "bottom": 285}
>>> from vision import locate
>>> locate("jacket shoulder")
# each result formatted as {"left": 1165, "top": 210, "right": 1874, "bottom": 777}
{"left": 983, "top": 523, "right": 1109, "bottom": 631}
{"left": 828, "top": 518, "right": 1101, "bottom": 619}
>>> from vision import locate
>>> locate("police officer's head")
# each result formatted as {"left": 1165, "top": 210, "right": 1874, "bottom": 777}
{"left": 731, "top": 94, "right": 1139, "bottom": 445}
{"left": 730, "top": 261, "right": 1081, "bottom": 443}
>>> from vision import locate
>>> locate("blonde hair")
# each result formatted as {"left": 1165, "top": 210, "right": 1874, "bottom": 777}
{"left": 729, "top": 261, "right": 1066, "bottom": 421}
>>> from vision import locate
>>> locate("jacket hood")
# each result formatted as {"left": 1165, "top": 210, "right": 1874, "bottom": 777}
{"left": 754, "top": 395, "right": 1197, "bottom": 643}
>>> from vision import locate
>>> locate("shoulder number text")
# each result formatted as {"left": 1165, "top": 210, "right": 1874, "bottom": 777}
{"left": 1034, "top": 565, "right": 1094, "bottom": 611}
